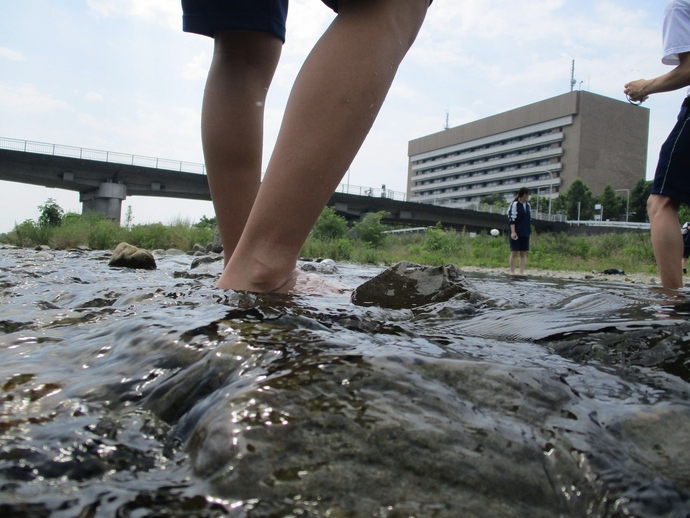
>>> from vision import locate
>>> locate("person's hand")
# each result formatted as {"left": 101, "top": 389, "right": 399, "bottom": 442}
{"left": 624, "top": 79, "right": 650, "bottom": 103}
{"left": 511, "top": 231, "right": 518, "bottom": 240}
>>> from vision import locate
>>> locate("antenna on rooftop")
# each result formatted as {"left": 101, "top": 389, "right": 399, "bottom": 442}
{"left": 570, "top": 59, "right": 576, "bottom": 92}
{"left": 444, "top": 109, "right": 450, "bottom": 130}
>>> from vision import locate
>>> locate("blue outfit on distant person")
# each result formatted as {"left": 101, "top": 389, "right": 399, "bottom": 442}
{"left": 508, "top": 199, "right": 531, "bottom": 251}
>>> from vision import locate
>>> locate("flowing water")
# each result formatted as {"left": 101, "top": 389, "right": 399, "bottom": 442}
{"left": 1, "top": 246, "right": 689, "bottom": 517}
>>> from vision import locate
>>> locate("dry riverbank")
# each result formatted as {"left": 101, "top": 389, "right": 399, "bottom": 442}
{"left": 458, "top": 265, "right": 662, "bottom": 286}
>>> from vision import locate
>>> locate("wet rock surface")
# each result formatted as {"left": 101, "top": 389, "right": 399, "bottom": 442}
{"left": 351, "top": 260, "right": 476, "bottom": 309}
{"left": 190, "top": 253, "right": 223, "bottom": 270}
{"left": 1, "top": 249, "right": 690, "bottom": 517}
{"left": 108, "top": 242, "right": 157, "bottom": 270}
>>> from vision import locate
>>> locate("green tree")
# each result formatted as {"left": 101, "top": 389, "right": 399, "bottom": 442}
{"left": 557, "top": 179, "right": 595, "bottom": 220}
{"left": 598, "top": 185, "right": 623, "bottom": 221}
{"left": 481, "top": 193, "right": 508, "bottom": 207}
{"left": 123, "top": 205, "right": 134, "bottom": 229}
{"left": 352, "top": 211, "right": 390, "bottom": 247}
{"left": 529, "top": 194, "right": 551, "bottom": 215}
{"left": 312, "top": 206, "right": 349, "bottom": 241}
{"left": 629, "top": 178, "right": 652, "bottom": 222}
{"left": 194, "top": 215, "right": 217, "bottom": 229}
{"left": 38, "top": 198, "right": 64, "bottom": 228}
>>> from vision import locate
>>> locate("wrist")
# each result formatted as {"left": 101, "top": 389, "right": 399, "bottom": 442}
{"left": 642, "top": 79, "right": 654, "bottom": 96}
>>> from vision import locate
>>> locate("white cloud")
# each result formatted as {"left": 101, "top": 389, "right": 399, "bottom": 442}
{"left": 0, "top": 46, "right": 25, "bottom": 61}
{"left": 87, "top": 0, "right": 181, "bottom": 30}
{"left": 84, "top": 92, "right": 103, "bottom": 102}
{"left": 182, "top": 51, "right": 210, "bottom": 80}
{"left": 0, "top": 82, "right": 69, "bottom": 114}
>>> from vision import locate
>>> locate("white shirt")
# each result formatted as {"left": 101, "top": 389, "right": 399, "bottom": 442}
{"left": 663, "top": 0, "right": 690, "bottom": 95}
{"left": 663, "top": 2, "right": 690, "bottom": 58}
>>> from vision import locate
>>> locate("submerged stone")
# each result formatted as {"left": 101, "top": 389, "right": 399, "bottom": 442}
{"left": 190, "top": 254, "right": 223, "bottom": 270}
{"left": 108, "top": 242, "right": 157, "bottom": 270}
{"left": 351, "top": 261, "right": 473, "bottom": 309}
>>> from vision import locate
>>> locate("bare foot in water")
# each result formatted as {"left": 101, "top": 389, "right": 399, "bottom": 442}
{"left": 276, "top": 268, "right": 351, "bottom": 295}
{"left": 216, "top": 266, "right": 350, "bottom": 296}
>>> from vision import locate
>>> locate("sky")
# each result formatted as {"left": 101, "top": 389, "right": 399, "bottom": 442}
{"left": 0, "top": 0, "right": 681, "bottom": 233}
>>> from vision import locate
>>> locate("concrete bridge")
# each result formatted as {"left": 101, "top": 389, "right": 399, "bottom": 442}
{"left": 0, "top": 137, "right": 567, "bottom": 233}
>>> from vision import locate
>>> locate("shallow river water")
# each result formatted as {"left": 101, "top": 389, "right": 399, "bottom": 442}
{"left": 1, "top": 246, "right": 689, "bottom": 517}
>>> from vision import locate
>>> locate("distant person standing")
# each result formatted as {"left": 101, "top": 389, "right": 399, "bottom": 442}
{"left": 682, "top": 222, "right": 690, "bottom": 274}
{"left": 508, "top": 187, "right": 531, "bottom": 275}
{"left": 624, "top": 0, "right": 690, "bottom": 289}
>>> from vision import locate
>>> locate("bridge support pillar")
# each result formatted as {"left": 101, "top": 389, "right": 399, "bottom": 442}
{"left": 80, "top": 182, "right": 127, "bottom": 222}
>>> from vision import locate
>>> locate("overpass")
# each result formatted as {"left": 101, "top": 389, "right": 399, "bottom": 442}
{"left": 0, "top": 137, "right": 566, "bottom": 233}
{"left": 0, "top": 138, "right": 211, "bottom": 221}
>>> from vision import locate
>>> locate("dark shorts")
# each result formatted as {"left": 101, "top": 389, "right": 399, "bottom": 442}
{"left": 182, "top": 0, "right": 431, "bottom": 42}
{"left": 510, "top": 236, "right": 530, "bottom": 252}
{"left": 182, "top": 0, "right": 299, "bottom": 43}
{"left": 652, "top": 96, "right": 690, "bottom": 205}
{"left": 684, "top": 247, "right": 690, "bottom": 259}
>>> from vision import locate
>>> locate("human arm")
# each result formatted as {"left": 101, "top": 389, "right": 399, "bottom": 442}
{"left": 625, "top": 52, "right": 690, "bottom": 102}
{"left": 508, "top": 201, "right": 519, "bottom": 239}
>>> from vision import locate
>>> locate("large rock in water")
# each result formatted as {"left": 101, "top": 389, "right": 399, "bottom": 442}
{"left": 351, "top": 261, "right": 472, "bottom": 309}
{"left": 108, "top": 242, "right": 157, "bottom": 270}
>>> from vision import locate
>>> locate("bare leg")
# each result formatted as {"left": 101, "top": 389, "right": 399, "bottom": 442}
{"left": 510, "top": 250, "right": 518, "bottom": 275}
{"left": 519, "top": 251, "right": 527, "bottom": 275}
{"left": 648, "top": 194, "right": 683, "bottom": 289}
{"left": 202, "top": 31, "right": 281, "bottom": 264}
{"left": 217, "top": 0, "right": 429, "bottom": 292}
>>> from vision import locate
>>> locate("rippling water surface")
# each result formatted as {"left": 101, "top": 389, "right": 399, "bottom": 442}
{"left": 1, "top": 246, "right": 689, "bottom": 517}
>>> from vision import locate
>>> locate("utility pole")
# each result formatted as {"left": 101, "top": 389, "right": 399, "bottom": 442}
{"left": 570, "top": 59, "right": 576, "bottom": 92}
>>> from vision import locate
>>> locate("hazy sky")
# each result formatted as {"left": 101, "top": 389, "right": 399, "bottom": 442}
{"left": 0, "top": 0, "right": 680, "bottom": 233}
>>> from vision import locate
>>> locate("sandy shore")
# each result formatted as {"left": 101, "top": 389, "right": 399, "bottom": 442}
{"left": 457, "top": 265, "right": 661, "bottom": 286}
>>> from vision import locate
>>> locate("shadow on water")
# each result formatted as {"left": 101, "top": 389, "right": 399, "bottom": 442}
{"left": 0, "top": 248, "right": 689, "bottom": 517}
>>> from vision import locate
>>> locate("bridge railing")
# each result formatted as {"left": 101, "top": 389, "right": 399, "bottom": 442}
{"left": 334, "top": 183, "right": 407, "bottom": 201}
{"left": 2, "top": 137, "right": 410, "bottom": 199}
{"left": 0, "top": 137, "right": 207, "bottom": 175}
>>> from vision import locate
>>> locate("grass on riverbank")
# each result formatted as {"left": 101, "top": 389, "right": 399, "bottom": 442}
{"left": 0, "top": 213, "right": 215, "bottom": 252}
{"left": 302, "top": 227, "right": 657, "bottom": 275}
{"left": 0, "top": 214, "right": 657, "bottom": 275}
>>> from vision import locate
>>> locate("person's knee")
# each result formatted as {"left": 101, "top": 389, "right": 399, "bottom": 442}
{"left": 647, "top": 194, "right": 680, "bottom": 220}
{"left": 338, "top": 0, "right": 428, "bottom": 50}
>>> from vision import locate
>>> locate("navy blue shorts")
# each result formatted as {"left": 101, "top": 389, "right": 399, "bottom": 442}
{"left": 182, "top": 0, "right": 431, "bottom": 43}
{"left": 182, "top": 0, "right": 294, "bottom": 42}
{"left": 510, "top": 236, "right": 530, "bottom": 252}
{"left": 652, "top": 96, "right": 690, "bottom": 205}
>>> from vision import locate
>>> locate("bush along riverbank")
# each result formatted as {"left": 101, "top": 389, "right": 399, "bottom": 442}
{"left": 0, "top": 202, "right": 658, "bottom": 277}
{"left": 0, "top": 201, "right": 216, "bottom": 253}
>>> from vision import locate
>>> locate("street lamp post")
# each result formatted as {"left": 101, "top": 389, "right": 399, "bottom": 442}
{"left": 535, "top": 170, "right": 554, "bottom": 218}
{"left": 615, "top": 188, "right": 630, "bottom": 223}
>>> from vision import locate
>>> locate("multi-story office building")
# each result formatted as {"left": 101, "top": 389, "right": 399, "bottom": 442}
{"left": 407, "top": 91, "right": 649, "bottom": 207}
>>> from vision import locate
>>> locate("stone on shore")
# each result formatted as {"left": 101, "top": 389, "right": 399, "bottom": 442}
{"left": 351, "top": 261, "right": 473, "bottom": 309}
{"left": 108, "top": 242, "right": 157, "bottom": 270}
